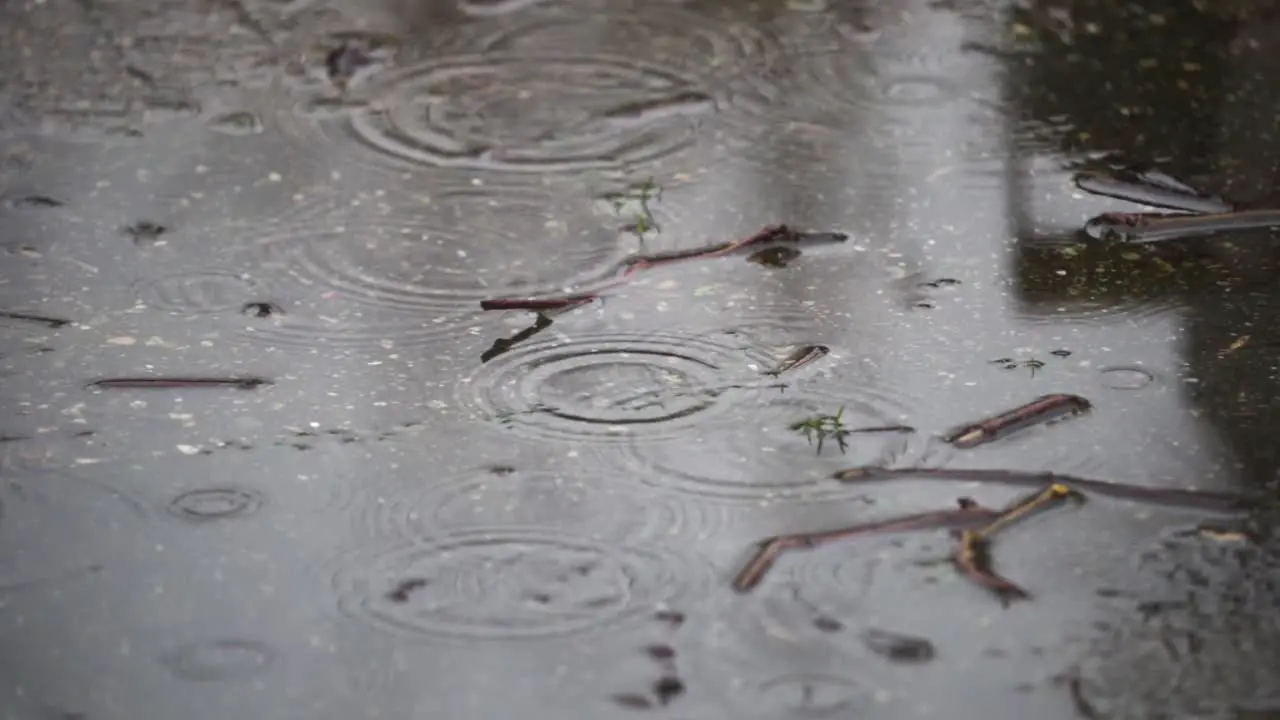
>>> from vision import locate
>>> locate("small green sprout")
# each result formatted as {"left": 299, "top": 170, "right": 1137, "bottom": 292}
{"left": 789, "top": 406, "right": 851, "bottom": 455}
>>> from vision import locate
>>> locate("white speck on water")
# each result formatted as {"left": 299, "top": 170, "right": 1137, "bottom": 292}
{"left": 106, "top": 336, "right": 137, "bottom": 346}
{"left": 176, "top": 444, "right": 201, "bottom": 455}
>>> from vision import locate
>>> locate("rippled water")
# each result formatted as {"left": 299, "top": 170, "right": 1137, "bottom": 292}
{"left": 4, "top": 0, "right": 1280, "bottom": 718}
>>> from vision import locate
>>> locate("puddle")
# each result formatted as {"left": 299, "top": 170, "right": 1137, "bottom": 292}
{"left": 4, "top": 0, "right": 1280, "bottom": 717}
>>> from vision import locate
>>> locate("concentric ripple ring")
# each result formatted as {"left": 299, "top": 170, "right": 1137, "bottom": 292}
{"left": 330, "top": 53, "right": 715, "bottom": 174}
{"left": 250, "top": 197, "right": 624, "bottom": 313}
{"left": 326, "top": 526, "right": 713, "bottom": 641}
{"left": 457, "top": 332, "right": 774, "bottom": 444}
{"left": 601, "top": 387, "right": 914, "bottom": 502}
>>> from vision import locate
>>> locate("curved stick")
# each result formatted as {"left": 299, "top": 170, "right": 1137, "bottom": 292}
{"left": 732, "top": 498, "right": 997, "bottom": 592}
{"left": 832, "top": 466, "right": 1255, "bottom": 513}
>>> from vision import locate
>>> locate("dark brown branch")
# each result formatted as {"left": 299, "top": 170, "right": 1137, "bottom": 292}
{"left": 832, "top": 466, "right": 1254, "bottom": 513}
{"left": 86, "top": 377, "right": 272, "bottom": 390}
{"left": 732, "top": 498, "right": 998, "bottom": 592}
{"left": 944, "top": 394, "right": 1091, "bottom": 449}
{"left": 479, "top": 225, "right": 847, "bottom": 312}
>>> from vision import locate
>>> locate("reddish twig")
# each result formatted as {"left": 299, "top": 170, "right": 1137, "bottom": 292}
{"left": 831, "top": 466, "right": 1255, "bottom": 513}
{"left": 732, "top": 497, "right": 998, "bottom": 592}
{"left": 951, "top": 483, "right": 1083, "bottom": 604}
{"left": 944, "top": 393, "right": 1091, "bottom": 449}
{"left": 479, "top": 225, "right": 846, "bottom": 312}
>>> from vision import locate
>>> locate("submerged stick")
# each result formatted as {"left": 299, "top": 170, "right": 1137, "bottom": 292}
{"left": 950, "top": 483, "right": 1084, "bottom": 604}
{"left": 1074, "top": 170, "right": 1236, "bottom": 214}
{"left": 763, "top": 345, "right": 829, "bottom": 377}
{"left": 944, "top": 393, "right": 1091, "bottom": 449}
{"left": 0, "top": 310, "right": 70, "bottom": 329}
{"left": 732, "top": 498, "right": 998, "bottom": 592}
{"left": 1084, "top": 209, "right": 1280, "bottom": 244}
{"left": 481, "top": 312, "right": 555, "bottom": 363}
{"left": 478, "top": 294, "right": 600, "bottom": 312}
{"left": 953, "top": 530, "right": 1030, "bottom": 604}
{"left": 831, "top": 466, "right": 1255, "bottom": 513}
{"left": 86, "top": 377, "right": 273, "bottom": 390}
{"left": 479, "top": 225, "right": 848, "bottom": 312}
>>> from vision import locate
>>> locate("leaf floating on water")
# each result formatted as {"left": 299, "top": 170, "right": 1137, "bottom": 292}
{"left": 1218, "top": 334, "right": 1250, "bottom": 358}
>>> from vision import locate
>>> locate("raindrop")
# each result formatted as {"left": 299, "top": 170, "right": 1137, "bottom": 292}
{"left": 282, "top": 31, "right": 401, "bottom": 94}
{"left": 123, "top": 220, "right": 167, "bottom": 245}
{"left": 208, "top": 110, "right": 263, "bottom": 135}
{"left": 878, "top": 75, "right": 959, "bottom": 106}
{"left": 652, "top": 676, "right": 685, "bottom": 705}
{"left": 240, "top": 301, "right": 282, "bottom": 318}
{"left": 292, "top": 53, "right": 713, "bottom": 174}
{"left": 457, "top": 331, "right": 776, "bottom": 444}
{"left": 749, "top": 674, "right": 868, "bottom": 716}
{"left": 861, "top": 628, "right": 936, "bottom": 663}
{"left": 645, "top": 644, "right": 676, "bottom": 661}
{"left": 167, "top": 488, "right": 264, "bottom": 521}
{"left": 813, "top": 616, "right": 843, "bottom": 633}
{"left": 362, "top": 466, "right": 727, "bottom": 544}
{"left": 325, "top": 45, "right": 377, "bottom": 87}
{"left": 6, "top": 195, "right": 63, "bottom": 208}
{"left": 249, "top": 191, "right": 624, "bottom": 314}
{"left": 1099, "top": 366, "right": 1156, "bottom": 390}
{"left": 159, "top": 639, "right": 275, "bottom": 682}
{"left": 325, "top": 527, "right": 715, "bottom": 641}
{"left": 605, "top": 387, "right": 911, "bottom": 502}
{"left": 654, "top": 610, "right": 685, "bottom": 628}
{"left": 612, "top": 693, "right": 652, "bottom": 710}
{"left": 134, "top": 271, "right": 259, "bottom": 315}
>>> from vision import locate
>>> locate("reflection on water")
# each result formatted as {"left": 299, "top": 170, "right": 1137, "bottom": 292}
{"left": 3, "top": 0, "right": 1280, "bottom": 718}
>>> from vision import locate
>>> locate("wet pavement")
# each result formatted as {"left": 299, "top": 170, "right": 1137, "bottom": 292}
{"left": 3, "top": 0, "right": 1280, "bottom": 718}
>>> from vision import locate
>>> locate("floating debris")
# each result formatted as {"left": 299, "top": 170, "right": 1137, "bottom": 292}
{"left": 1084, "top": 209, "right": 1280, "bottom": 244}
{"left": 123, "top": 220, "right": 167, "bottom": 245}
{"left": 240, "top": 301, "right": 283, "bottom": 319}
{"left": 944, "top": 393, "right": 1091, "bottom": 449}
{"left": 1074, "top": 168, "right": 1235, "bottom": 214}
{"left": 0, "top": 310, "right": 70, "bottom": 328}
{"left": 831, "top": 466, "right": 1255, "bottom": 513}
{"left": 763, "top": 345, "right": 829, "bottom": 377}
{"left": 480, "top": 225, "right": 847, "bottom": 312}
{"left": 86, "top": 377, "right": 273, "bottom": 391}
{"left": 861, "top": 628, "right": 936, "bottom": 663}
{"left": 733, "top": 498, "right": 997, "bottom": 592}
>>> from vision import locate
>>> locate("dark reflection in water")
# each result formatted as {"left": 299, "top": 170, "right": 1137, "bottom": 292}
{"left": 3, "top": 0, "right": 1280, "bottom": 718}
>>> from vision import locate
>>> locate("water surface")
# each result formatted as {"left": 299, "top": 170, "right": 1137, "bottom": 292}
{"left": 3, "top": 0, "right": 1280, "bottom": 718}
